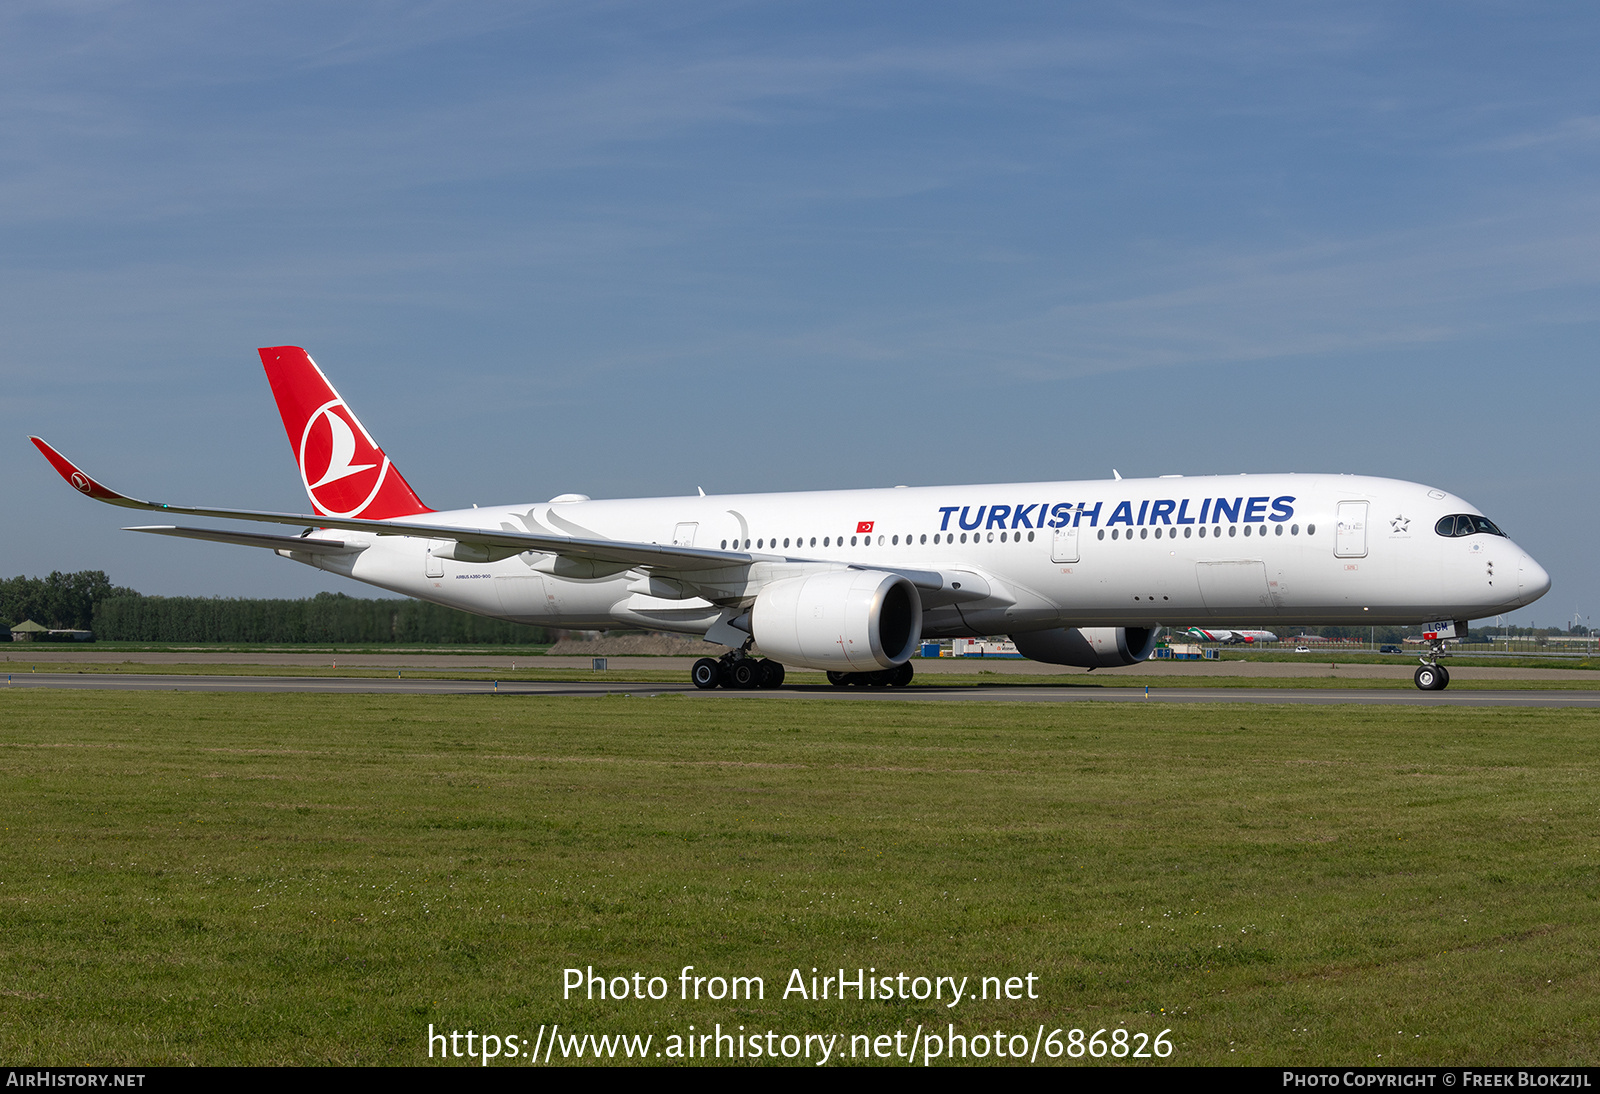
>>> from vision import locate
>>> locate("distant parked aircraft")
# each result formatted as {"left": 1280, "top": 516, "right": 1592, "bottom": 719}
{"left": 1180, "top": 627, "right": 1279, "bottom": 645}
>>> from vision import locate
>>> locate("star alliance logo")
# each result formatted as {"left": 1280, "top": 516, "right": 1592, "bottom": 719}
{"left": 1390, "top": 514, "right": 1410, "bottom": 533}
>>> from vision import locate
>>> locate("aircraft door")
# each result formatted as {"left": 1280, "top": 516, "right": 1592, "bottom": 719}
{"left": 1335, "top": 502, "right": 1369, "bottom": 558}
{"left": 1051, "top": 525, "right": 1079, "bottom": 563}
{"left": 425, "top": 540, "right": 445, "bottom": 578}
{"left": 673, "top": 523, "right": 698, "bottom": 548}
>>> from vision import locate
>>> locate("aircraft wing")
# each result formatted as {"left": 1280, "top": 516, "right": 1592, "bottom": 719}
{"left": 34, "top": 436, "right": 766, "bottom": 575}
{"left": 35, "top": 437, "right": 964, "bottom": 593}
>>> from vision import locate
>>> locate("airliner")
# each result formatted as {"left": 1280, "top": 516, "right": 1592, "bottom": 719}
{"left": 32, "top": 347, "right": 1550, "bottom": 692}
{"left": 1179, "top": 628, "right": 1279, "bottom": 645}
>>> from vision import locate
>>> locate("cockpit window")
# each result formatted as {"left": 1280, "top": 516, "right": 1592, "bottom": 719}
{"left": 1434, "top": 513, "right": 1505, "bottom": 538}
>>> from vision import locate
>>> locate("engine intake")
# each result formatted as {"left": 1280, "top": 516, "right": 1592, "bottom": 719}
{"left": 751, "top": 569, "right": 922, "bottom": 671}
{"left": 1010, "top": 626, "right": 1162, "bottom": 669}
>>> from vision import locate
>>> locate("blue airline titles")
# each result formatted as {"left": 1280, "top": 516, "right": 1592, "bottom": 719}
{"left": 932, "top": 496, "right": 1296, "bottom": 531}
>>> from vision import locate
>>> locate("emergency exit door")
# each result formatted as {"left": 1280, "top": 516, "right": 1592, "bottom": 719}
{"left": 1335, "top": 502, "right": 1368, "bottom": 558}
{"left": 1051, "top": 524, "right": 1079, "bottom": 563}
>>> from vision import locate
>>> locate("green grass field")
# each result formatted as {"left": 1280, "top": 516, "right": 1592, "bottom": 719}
{"left": 1, "top": 690, "right": 1596, "bottom": 1066}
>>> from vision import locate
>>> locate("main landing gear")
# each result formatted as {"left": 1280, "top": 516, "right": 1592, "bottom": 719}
{"left": 1414, "top": 637, "right": 1451, "bottom": 691}
{"left": 826, "top": 663, "right": 914, "bottom": 688}
{"left": 691, "top": 651, "right": 785, "bottom": 690}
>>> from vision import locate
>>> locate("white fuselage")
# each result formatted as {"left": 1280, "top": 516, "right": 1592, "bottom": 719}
{"left": 281, "top": 472, "right": 1548, "bottom": 640}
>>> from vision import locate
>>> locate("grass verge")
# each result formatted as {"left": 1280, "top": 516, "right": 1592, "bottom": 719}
{"left": 1, "top": 691, "right": 1596, "bottom": 1066}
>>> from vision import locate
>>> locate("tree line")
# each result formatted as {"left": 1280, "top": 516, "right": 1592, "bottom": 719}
{"left": 0, "top": 572, "right": 138, "bottom": 631}
{"left": 3, "top": 572, "right": 549, "bottom": 644}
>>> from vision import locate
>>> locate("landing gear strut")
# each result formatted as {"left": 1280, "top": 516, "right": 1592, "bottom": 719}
{"left": 1414, "top": 638, "right": 1451, "bottom": 691}
{"left": 690, "top": 650, "right": 785, "bottom": 690}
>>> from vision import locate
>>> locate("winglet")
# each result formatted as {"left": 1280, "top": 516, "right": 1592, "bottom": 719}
{"left": 30, "top": 437, "right": 146, "bottom": 507}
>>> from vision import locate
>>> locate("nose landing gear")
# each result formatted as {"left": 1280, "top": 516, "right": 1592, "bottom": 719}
{"left": 1414, "top": 638, "right": 1452, "bottom": 690}
{"left": 1414, "top": 663, "right": 1450, "bottom": 691}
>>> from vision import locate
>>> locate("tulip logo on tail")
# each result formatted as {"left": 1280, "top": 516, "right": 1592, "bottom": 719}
{"left": 300, "top": 399, "right": 392, "bottom": 517}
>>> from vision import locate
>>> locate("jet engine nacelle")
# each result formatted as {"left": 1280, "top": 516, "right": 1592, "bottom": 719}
{"left": 1010, "top": 626, "right": 1163, "bottom": 668}
{"left": 751, "top": 569, "right": 922, "bottom": 671}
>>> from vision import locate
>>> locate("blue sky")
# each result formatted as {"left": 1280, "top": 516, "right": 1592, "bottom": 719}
{"left": 4, "top": 2, "right": 1595, "bottom": 627}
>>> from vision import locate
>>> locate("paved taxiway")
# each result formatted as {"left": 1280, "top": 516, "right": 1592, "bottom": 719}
{"left": 12, "top": 649, "right": 1600, "bottom": 681}
{"left": 7, "top": 672, "right": 1599, "bottom": 706}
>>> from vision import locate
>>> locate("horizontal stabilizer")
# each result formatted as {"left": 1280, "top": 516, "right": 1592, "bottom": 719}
{"left": 126, "top": 526, "right": 365, "bottom": 555}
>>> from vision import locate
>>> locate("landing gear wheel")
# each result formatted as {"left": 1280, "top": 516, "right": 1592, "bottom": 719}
{"left": 691, "top": 658, "right": 721, "bottom": 690}
{"left": 758, "top": 660, "right": 785, "bottom": 689}
{"left": 1414, "top": 665, "right": 1448, "bottom": 691}
{"left": 827, "top": 671, "right": 851, "bottom": 688}
{"left": 889, "top": 662, "right": 914, "bottom": 688}
{"left": 728, "top": 659, "right": 762, "bottom": 690}
{"left": 868, "top": 670, "right": 892, "bottom": 687}
{"left": 1436, "top": 666, "right": 1450, "bottom": 689}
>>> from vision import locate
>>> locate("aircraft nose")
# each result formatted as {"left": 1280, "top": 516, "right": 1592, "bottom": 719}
{"left": 1518, "top": 553, "right": 1551, "bottom": 605}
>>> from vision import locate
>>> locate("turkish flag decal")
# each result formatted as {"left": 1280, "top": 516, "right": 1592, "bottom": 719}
{"left": 856, "top": 521, "right": 874, "bottom": 534}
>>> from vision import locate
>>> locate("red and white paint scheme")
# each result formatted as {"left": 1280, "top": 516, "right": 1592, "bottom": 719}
{"left": 260, "top": 347, "right": 432, "bottom": 521}
{"left": 33, "top": 347, "right": 1550, "bottom": 691}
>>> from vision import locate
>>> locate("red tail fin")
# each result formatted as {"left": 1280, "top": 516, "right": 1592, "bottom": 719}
{"left": 258, "top": 346, "right": 432, "bottom": 519}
